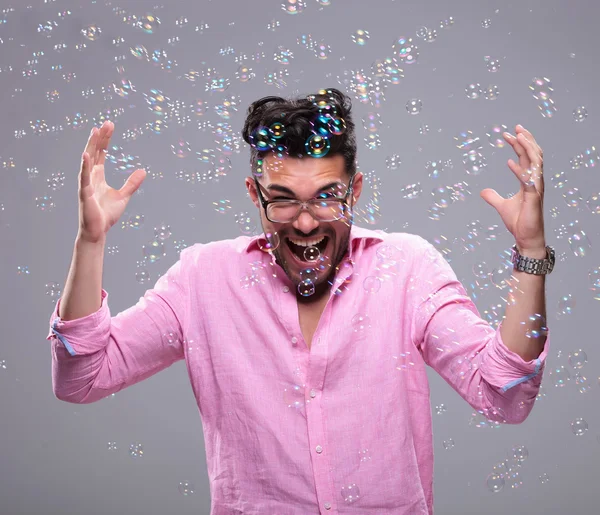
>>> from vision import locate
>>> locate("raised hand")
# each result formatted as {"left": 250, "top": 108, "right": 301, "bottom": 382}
{"left": 78, "top": 121, "right": 146, "bottom": 243}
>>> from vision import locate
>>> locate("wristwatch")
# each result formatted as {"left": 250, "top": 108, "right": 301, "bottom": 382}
{"left": 510, "top": 244, "right": 555, "bottom": 275}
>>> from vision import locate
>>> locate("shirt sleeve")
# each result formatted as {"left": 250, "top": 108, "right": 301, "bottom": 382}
{"left": 409, "top": 236, "right": 550, "bottom": 424}
{"left": 46, "top": 246, "right": 193, "bottom": 404}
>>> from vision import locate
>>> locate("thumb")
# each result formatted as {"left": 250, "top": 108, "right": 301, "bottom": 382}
{"left": 120, "top": 168, "right": 146, "bottom": 198}
{"left": 480, "top": 188, "right": 503, "bottom": 210}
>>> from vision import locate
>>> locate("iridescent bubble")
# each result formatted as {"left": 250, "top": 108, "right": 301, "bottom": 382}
{"left": 511, "top": 445, "right": 529, "bottom": 462}
{"left": 571, "top": 417, "right": 588, "bottom": 436}
{"left": 154, "top": 224, "right": 172, "bottom": 240}
{"left": 142, "top": 239, "right": 166, "bottom": 264}
{"left": 236, "top": 65, "right": 255, "bottom": 82}
{"left": 548, "top": 365, "right": 570, "bottom": 387}
{"left": 123, "top": 213, "right": 144, "bottom": 230}
{"left": 406, "top": 98, "right": 422, "bottom": 115}
{"left": 540, "top": 98, "right": 557, "bottom": 118}
{"left": 113, "top": 79, "right": 135, "bottom": 98}
{"left": 178, "top": 481, "right": 195, "bottom": 496}
{"left": 385, "top": 154, "right": 401, "bottom": 170}
{"left": 351, "top": 314, "right": 371, "bottom": 332}
{"left": 298, "top": 279, "right": 315, "bottom": 297}
{"left": 485, "top": 124, "right": 509, "bottom": 148}
{"left": 213, "top": 200, "right": 231, "bottom": 215}
{"left": 424, "top": 29, "right": 437, "bottom": 42}
{"left": 46, "top": 90, "right": 60, "bottom": 102}
{"left": 269, "top": 122, "right": 286, "bottom": 139}
{"left": 328, "top": 117, "right": 346, "bottom": 135}
{"left": 129, "top": 442, "right": 144, "bottom": 458}
{"left": 465, "top": 83, "right": 483, "bottom": 99}
{"left": 563, "top": 188, "right": 582, "bottom": 208}
{"left": 363, "top": 276, "right": 382, "bottom": 293}
{"left": 483, "top": 84, "right": 500, "bottom": 100}
{"left": 282, "top": 0, "right": 306, "bottom": 14}
{"left": 250, "top": 127, "right": 273, "bottom": 152}
{"left": 341, "top": 483, "right": 360, "bottom": 503}
{"left": 130, "top": 45, "right": 148, "bottom": 60}
{"left": 568, "top": 349, "right": 587, "bottom": 369}
{"left": 362, "top": 112, "right": 382, "bottom": 132}
{"left": 193, "top": 99, "right": 209, "bottom": 117}
{"left": 392, "top": 37, "right": 419, "bottom": 64}
{"left": 589, "top": 267, "right": 600, "bottom": 289}
{"left": 314, "top": 41, "right": 332, "bottom": 59}
{"left": 463, "top": 149, "right": 487, "bottom": 175}
{"left": 485, "top": 56, "right": 501, "bottom": 72}
{"left": 35, "top": 195, "right": 55, "bottom": 211}
{"left": 305, "top": 134, "right": 330, "bottom": 157}
{"left": 303, "top": 246, "right": 320, "bottom": 262}
{"left": 65, "top": 111, "right": 87, "bottom": 130}
{"left": 137, "top": 14, "right": 161, "bottom": 34}
{"left": 299, "top": 267, "right": 318, "bottom": 283}
{"left": 364, "top": 133, "right": 382, "bottom": 150}
{"left": 260, "top": 231, "right": 281, "bottom": 252}
{"left": 352, "top": 29, "right": 370, "bottom": 46}
{"left": 437, "top": 437, "right": 454, "bottom": 451}
{"left": 416, "top": 26, "right": 428, "bottom": 38}
{"left": 82, "top": 25, "right": 101, "bottom": 41}
{"left": 143, "top": 88, "right": 169, "bottom": 117}
{"left": 573, "top": 106, "right": 588, "bottom": 122}
{"left": 274, "top": 46, "right": 294, "bottom": 64}
{"left": 486, "top": 472, "right": 505, "bottom": 493}
{"left": 529, "top": 77, "right": 554, "bottom": 100}
{"left": 171, "top": 139, "right": 191, "bottom": 158}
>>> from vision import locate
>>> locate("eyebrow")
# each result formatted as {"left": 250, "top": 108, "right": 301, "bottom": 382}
{"left": 266, "top": 181, "right": 343, "bottom": 196}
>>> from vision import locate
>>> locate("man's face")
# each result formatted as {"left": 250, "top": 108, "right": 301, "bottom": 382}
{"left": 246, "top": 153, "right": 363, "bottom": 300}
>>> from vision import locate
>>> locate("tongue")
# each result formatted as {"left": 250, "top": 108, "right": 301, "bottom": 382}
{"left": 288, "top": 240, "right": 309, "bottom": 260}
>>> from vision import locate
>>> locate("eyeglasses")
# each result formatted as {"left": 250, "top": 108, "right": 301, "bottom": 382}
{"left": 253, "top": 175, "right": 355, "bottom": 224}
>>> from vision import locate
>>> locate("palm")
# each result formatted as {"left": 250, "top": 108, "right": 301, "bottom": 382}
{"left": 79, "top": 121, "right": 146, "bottom": 241}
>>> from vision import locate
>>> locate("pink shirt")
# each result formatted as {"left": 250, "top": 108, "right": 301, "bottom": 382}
{"left": 47, "top": 225, "right": 549, "bottom": 514}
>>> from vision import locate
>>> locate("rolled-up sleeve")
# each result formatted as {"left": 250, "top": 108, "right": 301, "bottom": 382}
{"left": 410, "top": 237, "right": 549, "bottom": 424}
{"left": 46, "top": 246, "right": 193, "bottom": 404}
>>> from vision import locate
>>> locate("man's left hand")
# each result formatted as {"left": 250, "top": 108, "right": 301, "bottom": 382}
{"left": 480, "top": 124, "right": 546, "bottom": 252}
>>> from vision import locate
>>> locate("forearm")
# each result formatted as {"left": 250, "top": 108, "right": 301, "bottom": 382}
{"left": 499, "top": 247, "right": 548, "bottom": 362}
{"left": 59, "top": 234, "right": 106, "bottom": 321}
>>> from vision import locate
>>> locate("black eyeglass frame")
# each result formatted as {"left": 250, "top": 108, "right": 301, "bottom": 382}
{"left": 253, "top": 174, "right": 355, "bottom": 224}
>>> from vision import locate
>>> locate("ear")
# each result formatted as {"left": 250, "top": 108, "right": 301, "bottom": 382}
{"left": 350, "top": 172, "right": 363, "bottom": 205}
{"left": 245, "top": 176, "right": 260, "bottom": 208}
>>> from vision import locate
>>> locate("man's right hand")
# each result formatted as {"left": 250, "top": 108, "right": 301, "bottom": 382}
{"left": 78, "top": 121, "right": 146, "bottom": 243}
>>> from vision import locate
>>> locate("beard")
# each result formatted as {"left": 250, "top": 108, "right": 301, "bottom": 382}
{"left": 266, "top": 224, "right": 352, "bottom": 301}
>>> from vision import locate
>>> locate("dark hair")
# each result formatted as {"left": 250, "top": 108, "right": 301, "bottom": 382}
{"left": 241, "top": 88, "right": 357, "bottom": 179}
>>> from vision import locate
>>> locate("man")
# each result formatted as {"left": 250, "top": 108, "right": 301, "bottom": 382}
{"left": 47, "top": 88, "right": 552, "bottom": 514}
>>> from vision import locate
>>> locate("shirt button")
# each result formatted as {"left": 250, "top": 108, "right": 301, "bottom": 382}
{"left": 315, "top": 445, "right": 323, "bottom": 454}
{"left": 324, "top": 502, "right": 332, "bottom": 510}
{"left": 291, "top": 336, "right": 298, "bottom": 344}
{"left": 282, "top": 286, "right": 289, "bottom": 293}
{"left": 310, "top": 389, "right": 316, "bottom": 398}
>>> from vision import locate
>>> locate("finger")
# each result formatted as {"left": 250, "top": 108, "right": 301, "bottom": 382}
{"left": 96, "top": 121, "right": 113, "bottom": 168}
{"left": 517, "top": 133, "right": 542, "bottom": 169}
{"left": 85, "top": 126, "right": 98, "bottom": 166}
{"left": 504, "top": 132, "right": 530, "bottom": 167}
{"left": 507, "top": 158, "right": 537, "bottom": 190}
{"left": 515, "top": 125, "right": 543, "bottom": 155}
{"left": 80, "top": 151, "right": 90, "bottom": 190}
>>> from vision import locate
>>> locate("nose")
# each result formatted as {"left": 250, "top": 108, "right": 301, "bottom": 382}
{"left": 292, "top": 208, "right": 320, "bottom": 234}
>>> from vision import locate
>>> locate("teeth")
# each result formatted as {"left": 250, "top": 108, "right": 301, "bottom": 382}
{"left": 288, "top": 236, "right": 325, "bottom": 247}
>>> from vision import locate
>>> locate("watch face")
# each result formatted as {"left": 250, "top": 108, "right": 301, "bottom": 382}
{"left": 511, "top": 247, "right": 518, "bottom": 263}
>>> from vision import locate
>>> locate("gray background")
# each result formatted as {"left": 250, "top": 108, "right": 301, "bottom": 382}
{"left": 1, "top": 0, "right": 599, "bottom": 514}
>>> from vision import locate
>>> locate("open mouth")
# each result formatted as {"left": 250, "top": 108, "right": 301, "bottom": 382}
{"left": 286, "top": 236, "right": 329, "bottom": 263}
